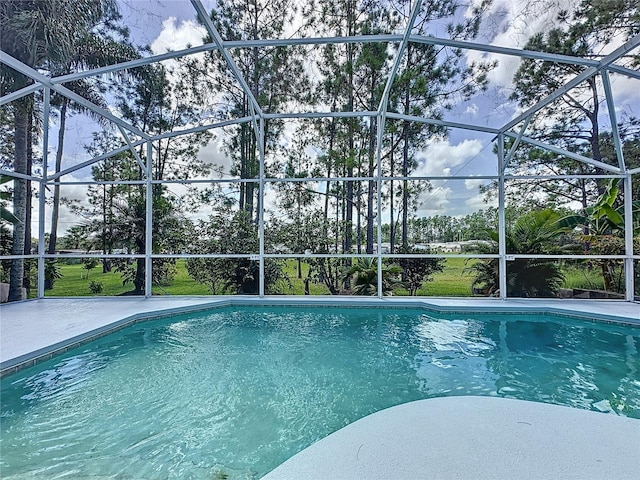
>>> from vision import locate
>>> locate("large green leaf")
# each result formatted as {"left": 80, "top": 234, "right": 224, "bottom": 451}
{"left": 1, "top": 208, "right": 20, "bottom": 224}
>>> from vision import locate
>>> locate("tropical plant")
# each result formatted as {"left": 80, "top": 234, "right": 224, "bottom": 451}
{"left": 559, "top": 179, "right": 640, "bottom": 292}
{"left": 343, "top": 258, "right": 402, "bottom": 296}
{"left": 467, "top": 209, "right": 573, "bottom": 297}
{"left": 44, "top": 260, "right": 62, "bottom": 289}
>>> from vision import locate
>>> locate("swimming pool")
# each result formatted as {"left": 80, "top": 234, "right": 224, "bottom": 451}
{"left": 1, "top": 305, "right": 639, "bottom": 478}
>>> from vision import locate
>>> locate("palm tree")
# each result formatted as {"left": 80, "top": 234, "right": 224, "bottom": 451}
{"left": 0, "top": 0, "right": 125, "bottom": 300}
{"left": 467, "top": 209, "right": 574, "bottom": 297}
{"left": 343, "top": 258, "right": 402, "bottom": 296}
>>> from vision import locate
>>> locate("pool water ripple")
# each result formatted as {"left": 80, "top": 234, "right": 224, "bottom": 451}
{"left": 1, "top": 306, "right": 639, "bottom": 479}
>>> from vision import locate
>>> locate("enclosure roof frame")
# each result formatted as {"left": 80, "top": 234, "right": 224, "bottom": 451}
{"left": 0, "top": 7, "right": 637, "bottom": 174}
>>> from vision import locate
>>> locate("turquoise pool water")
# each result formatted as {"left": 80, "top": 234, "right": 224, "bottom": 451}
{"left": 1, "top": 306, "right": 639, "bottom": 479}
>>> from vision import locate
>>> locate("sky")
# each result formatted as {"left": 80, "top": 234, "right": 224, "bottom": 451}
{"left": 39, "top": 0, "right": 640, "bottom": 235}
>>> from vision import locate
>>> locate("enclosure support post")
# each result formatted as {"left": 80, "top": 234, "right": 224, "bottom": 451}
{"left": 601, "top": 70, "right": 626, "bottom": 171}
{"left": 37, "top": 88, "right": 51, "bottom": 299}
{"left": 498, "top": 134, "right": 507, "bottom": 299}
{"left": 623, "top": 173, "right": 634, "bottom": 302}
{"left": 375, "top": 115, "right": 384, "bottom": 299}
{"left": 145, "top": 141, "right": 153, "bottom": 298}
{"left": 258, "top": 116, "right": 266, "bottom": 297}
{"left": 603, "top": 69, "right": 633, "bottom": 301}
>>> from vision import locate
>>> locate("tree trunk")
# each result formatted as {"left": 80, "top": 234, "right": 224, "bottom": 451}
{"left": 401, "top": 47, "right": 412, "bottom": 250}
{"left": 344, "top": 9, "right": 355, "bottom": 258}
{"left": 23, "top": 114, "right": 34, "bottom": 293}
{"left": 48, "top": 98, "right": 68, "bottom": 256}
{"left": 402, "top": 120, "right": 410, "bottom": 248}
{"left": 324, "top": 116, "right": 336, "bottom": 243}
{"left": 389, "top": 130, "right": 395, "bottom": 254}
{"left": 134, "top": 235, "right": 145, "bottom": 294}
{"left": 366, "top": 115, "right": 376, "bottom": 254}
{"left": 343, "top": 11, "right": 356, "bottom": 289}
{"left": 601, "top": 260, "right": 613, "bottom": 292}
{"left": 9, "top": 104, "right": 29, "bottom": 302}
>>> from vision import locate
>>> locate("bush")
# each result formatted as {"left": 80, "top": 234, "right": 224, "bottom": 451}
{"left": 89, "top": 280, "right": 104, "bottom": 294}
{"left": 153, "top": 258, "right": 177, "bottom": 286}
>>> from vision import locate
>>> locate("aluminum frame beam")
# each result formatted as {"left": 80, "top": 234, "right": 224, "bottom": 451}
{"left": 145, "top": 141, "right": 153, "bottom": 297}
{"left": 118, "top": 125, "right": 147, "bottom": 174}
{"left": 258, "top": 117, "right": 266, "bottom": 297}
{"left": 503, "top": 117, "right": 531, "bottom": 172}
{"left": 0, "top": 170, "right": 40, "bottom": 182}
{"left": 608, "top": 64, "right": 640, "bottom": 80}
{"left": 504, "top": 133, "right": 621, "bottom": 174}
{"left": 37, "top": 87, "right": 51, "bottom": 299}
{"left": 497, "top": 134, "right": 507, "bottom": 299}
{"left": 0, "top": 51, "right": 149, "bottom": 140}
{"left": 52, "top": 43, "right": 219, "bottom": 85}
{"left": 23, "top": 28, "right": 638, "bottom": 93}
{"left": 500, "top": 35, "right": 640, "bottom": 134}
{"left": 623, "top": 174, "right": 635, "bottom": 302}
{"left": 385, "top": 112, "right": 500, "bottom": 134}
{"left": 374, "top": 0, "right": 423, "bottom": 297}
{"left": 377, "top": 0, "right": 422, "bottom": 114}
{"left": 48, "top": 143, "right": 143, "bottom": 181}
{"left": 264, "top": 111, "right": 379, "bottom": 120}
{"left": 0, "top": 83, "right": 42, "bottom": 106}
{"left": 601, "top": 70, "right": 626, "bottom": 172}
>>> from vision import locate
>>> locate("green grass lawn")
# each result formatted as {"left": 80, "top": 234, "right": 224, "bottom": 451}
{"left": 43, "top": 256, "right": 608, "bottom": 298}
{"left": 561, "top": 261, "right": 606, "bottom": 290}
{"left": 46, "top": 261, "right": 210, "bottom": 297}
{"left": 278, "top": 257, "right": 477, "bottom": 296}
{"left": 420, "top": 257, "right": 476, "bottom": 296}
{"left": 47, "top": 262, "right": 133, "bottom": 297}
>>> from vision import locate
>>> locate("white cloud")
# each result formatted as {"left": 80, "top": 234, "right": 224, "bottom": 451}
{"left": 465, "top": 0, "right": 579, "bottom": 90}
{"left": 150, "top": 17, "right": 208, "bottom": 92}
{"left": 416, "top": 180, "right": 495, "bottom": 217}
{"left": 464, "top": 178, "right": 485, "bottom": 190}
{"left": 608, "top": 75, "right": 640, "bottom": 114}
{"left": 465, "top": 104, "right": 479, "bottom": 116}
{"left": 150, "top": 17, "right": 206, "bottom": 55}
{"left": 416, "top": 183, "right": 453, "bottom": 216}
{"left": 466, "top": 192, "right": 494, "bottom": 211}
{"left": 198, "top": 136, "right": 234, "bottom": 177}
{"left": 40, "top": 173, "right": 92, "bottom": 236}
{"left": 414, "top": 139, "right": 484, "bottom": 177}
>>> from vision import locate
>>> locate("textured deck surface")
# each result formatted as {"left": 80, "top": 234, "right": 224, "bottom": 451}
{"left": 263, "top": 396, "right": 640, "bottom": 480}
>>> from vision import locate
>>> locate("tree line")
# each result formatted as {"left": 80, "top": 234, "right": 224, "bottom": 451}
{"left": 1, "top": 0, "right": 638, "bottom": 300}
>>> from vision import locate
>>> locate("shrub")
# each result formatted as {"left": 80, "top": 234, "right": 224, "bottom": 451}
{"left": 89, "top": 280, "right": 104, "bottom": 294}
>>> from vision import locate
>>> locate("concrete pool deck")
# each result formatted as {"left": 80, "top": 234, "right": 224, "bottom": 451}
{"left": 263, "top": 396, "right": 640, "bottom": 480}
{"left": 1, "top": 297, "right": 639, "bottom": 478}
{"left": 1, "top": 296, "right": 638, "bottom": 374}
